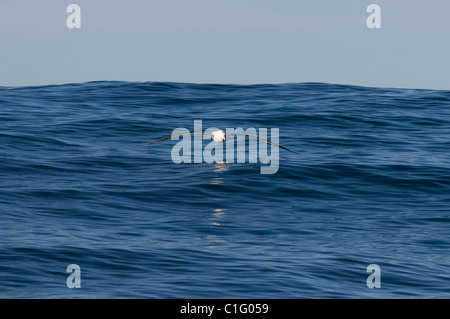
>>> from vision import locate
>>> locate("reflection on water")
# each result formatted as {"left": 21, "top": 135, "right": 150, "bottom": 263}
{"left": 210, "top": 178, "right": 224, "bottom": 185}
{"left": 205, "top": 235, "right": 225, "bottom": 243}
{"left": 213, "top": 162, "right": 229, "bottom": 171}
{"left": 210, "top": 208, "right": 227, "bottom": 226}
{"left": 204, "top": 164, "right": 230, "bottom": 251}
{"left": 210, "top": 162, "right": 229, "bottom": 185}
{"left": 204, "top": 208, "right": 228, "bottom": 252}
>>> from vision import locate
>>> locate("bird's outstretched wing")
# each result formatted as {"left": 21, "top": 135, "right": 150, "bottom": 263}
{"left": 142, "top": 131, "right": 211, "bottom": 147}
{"left": 227, "top": 133, "right": 298, "bottom": 154}
{"left": 143, "top": 131, "right": 297, "bottom": 154}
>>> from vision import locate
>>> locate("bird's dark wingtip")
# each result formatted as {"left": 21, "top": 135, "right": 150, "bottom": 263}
{"left": 286, "top": 148, "right": 299, "bottom": 154}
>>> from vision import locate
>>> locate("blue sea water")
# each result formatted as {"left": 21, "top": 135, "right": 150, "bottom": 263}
{"left": 0, "top": 81, "right": 449, "bottom": 298}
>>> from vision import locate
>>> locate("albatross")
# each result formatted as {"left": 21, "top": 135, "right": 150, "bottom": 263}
{"left": 143, "top": 129, "right": 297, "bottom": 153}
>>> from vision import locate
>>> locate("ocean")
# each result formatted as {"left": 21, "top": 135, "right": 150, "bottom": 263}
{"left": 0, "top": 81, "right": 449, "bottom": 298}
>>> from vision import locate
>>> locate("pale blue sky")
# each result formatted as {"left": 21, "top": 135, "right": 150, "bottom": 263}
{"left": 0, "top": 0, "right": 449, "bottom": 89}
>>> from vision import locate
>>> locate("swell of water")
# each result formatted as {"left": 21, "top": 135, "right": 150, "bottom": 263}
{"left": 1, "top": 81, "right": 449, "bottom": 298}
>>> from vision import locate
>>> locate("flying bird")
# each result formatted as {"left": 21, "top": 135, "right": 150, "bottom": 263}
{"left": 143, "top": 130, "right": 297, "bottom": 153}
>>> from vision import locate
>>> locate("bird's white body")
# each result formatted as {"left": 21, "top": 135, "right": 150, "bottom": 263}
{"left": 211, "top": 130, "right": 226, "bottom": 143}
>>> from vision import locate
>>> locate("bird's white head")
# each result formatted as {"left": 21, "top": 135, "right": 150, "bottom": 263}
{"left": 211, "top": 129, "right": 226, "bottom": 143}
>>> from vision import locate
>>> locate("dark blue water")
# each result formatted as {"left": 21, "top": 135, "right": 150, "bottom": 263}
{"left": 1, "top": 81, "right": 449, "bottom": 298}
